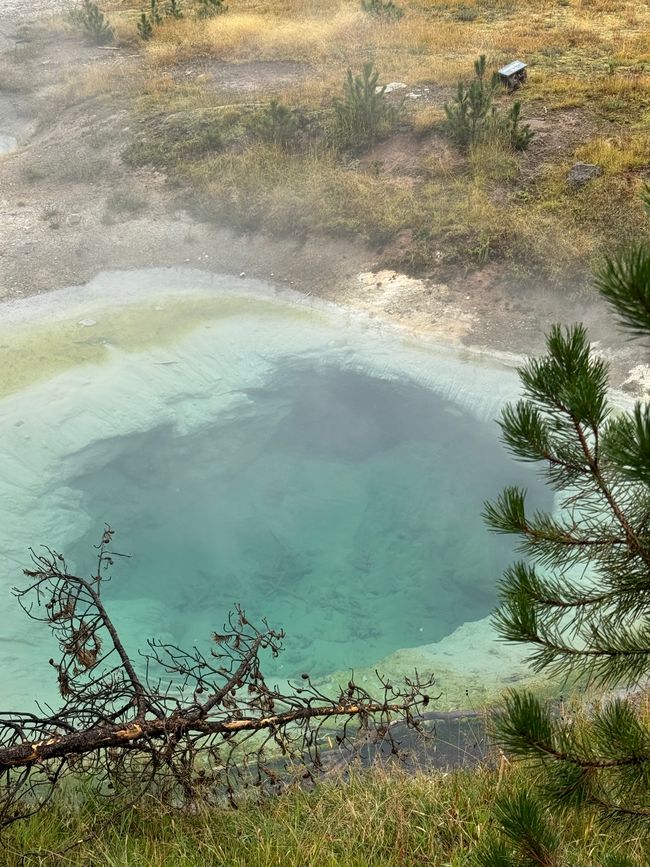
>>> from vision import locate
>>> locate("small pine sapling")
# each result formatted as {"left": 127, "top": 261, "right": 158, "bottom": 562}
{"left": 149, "top": 0, "right": 163, "bottom": 25}
{"left": 248, "top": 100, "right": 300, "bottom": 149}
{"left": 167, "top": 0, "right": 183, "bottom": 19}
{"left": 137, "top": 0, "right": 162, "bottom": 39}
{"left": 361, "top": 0, "right": 404, "bottom": 21}
{"left": 332, "top": 62, "right": 396, "bottom": 150}
{"left": 137, "top": 11, "right": 154, "bottom": 39}
{"left": 506, "top": 101, "right": 534, "bottom": 151}
{"left": 71, "top": 0, "right": 114, "bottom": 44}
{"left": 196, "top": 0, "right": 227, "bottom": 19}
{"left": 443, "top": 55, "right": 499, "bottom": 147}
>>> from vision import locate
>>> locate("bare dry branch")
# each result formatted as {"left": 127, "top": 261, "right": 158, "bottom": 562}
{"left": 0, "top": 528, "right": 437, "bottom": 826}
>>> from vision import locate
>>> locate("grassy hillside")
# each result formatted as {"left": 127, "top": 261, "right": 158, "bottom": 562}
{"left": 84, "top": 0, "right": 650, "bottom": 285}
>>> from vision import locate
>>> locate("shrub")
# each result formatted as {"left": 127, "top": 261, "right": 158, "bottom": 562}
{"left": 197, "top": 0, "right": 227, "bottom": 19}
{"left": 507, "top": 101, "right": 534, "bottom": 151}
{"left": 69, "top": 0, "right": 114, "bottom": 44}
{"left": 137, "top": 12, "right": 154, "bottom": 39}
{"left": 248, "top": 100, "right": 300, "bottom": 149}
{"left": 332, "top": 62, "right": 396, "bottom": 150}
{"left": 454, "top": 3, "right": 478, "bottom": 21}
{"left": 361, "top": 0, "right": 404, "bottom": 21}
{"left": 167, "top": 0, "right": 183, "bottom": 19}
{"left": 443, "top": 56, "right": 533, "bottom": 152}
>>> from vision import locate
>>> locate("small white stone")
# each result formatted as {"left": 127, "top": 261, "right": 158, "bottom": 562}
{"left": 78, "top": 318, "right": 97, "bottom": 327}
{"left": 239, "top": 271, "right": 246, "bottom": 277}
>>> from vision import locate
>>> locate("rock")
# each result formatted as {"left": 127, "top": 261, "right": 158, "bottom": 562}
{"left": 67, "top": 213, "right": 81, "bottom": 226}
{"left": 567, "top": 162, "right": 603, "bottom": 187}
{"left": 381, "top": 82, "right": 407, "bottom": 94}
{"left": 78, "top": 318, "right": 97, "bottom": 327}
{"left": 622, "top": 363, "right": 650, "bottom": 395}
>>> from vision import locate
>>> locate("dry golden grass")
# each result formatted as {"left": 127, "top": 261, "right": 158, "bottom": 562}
{"left": 187, "top": 144, "right": 422, "bottom": 244}
{"left": 135, "top": 0, "right": 650, "bottom": 104}
{"left": 411, "top": 105, "right": 446, "bottom": 139}
{"left": 576, "top": 135, "right": 650, "bottom": 174}
{"left": 4, "top": 760, "right": 650, "bottom": 866}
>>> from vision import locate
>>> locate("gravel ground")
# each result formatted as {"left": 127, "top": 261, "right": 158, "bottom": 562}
{"left": 1, "top": 0, "right": 66, "bottom": 32}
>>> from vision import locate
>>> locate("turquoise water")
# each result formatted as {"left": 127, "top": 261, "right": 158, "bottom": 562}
{"left": 65, "top": 360, "right": 549, "bottom": 680}
{"left": 0, "top": 271, "right": 554, "bottom": 704}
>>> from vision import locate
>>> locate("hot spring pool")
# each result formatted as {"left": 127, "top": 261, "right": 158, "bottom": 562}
{"left": 0, "top": 269, "right": 551, "bottom": 707}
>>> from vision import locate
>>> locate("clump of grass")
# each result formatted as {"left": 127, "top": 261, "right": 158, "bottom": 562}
{"left": 189, "top": 145, "right": 418, "bottom": 243}
{"left": 470, "top": 137, "right": 520, "bottom": 183}
{"left": 575, "top": 135, "right": 650, "bottom": 174}
{"left": 22, "top": 164, "right": 47, "bottom": 182}
{"left": 411, "top": 105, "right": 445, "bottom": 140}
{"left": 123, "top": 109, "right": 225, "bottom": 167}
{"left": 102, "top": 189, "right": 148, "bottom": 223}
{"left": 454, "top": 3, "right": 478, "bottom": 22}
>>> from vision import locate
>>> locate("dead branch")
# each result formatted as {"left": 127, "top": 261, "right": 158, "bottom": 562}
{"left": 0, "top": 528, "right": 436, "bottom": 827}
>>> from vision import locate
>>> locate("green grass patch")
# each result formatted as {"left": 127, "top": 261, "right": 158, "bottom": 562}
{"left": 3, "top": 765, "right": 648, "bottom": 865}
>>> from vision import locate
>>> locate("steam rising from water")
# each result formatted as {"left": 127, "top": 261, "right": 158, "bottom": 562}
{"left": 0, "top": 132, "right": 17, "bottom": 155}
{"left": 0, "top": 269, "right": 548, "bottom": 707}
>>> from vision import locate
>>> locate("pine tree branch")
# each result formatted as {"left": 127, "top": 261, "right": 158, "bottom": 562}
{"left": 496, "top": 693, "right": 650, "bottom": 771}
{"left": 569, "top": 414, "right": 650, "bottom": 565}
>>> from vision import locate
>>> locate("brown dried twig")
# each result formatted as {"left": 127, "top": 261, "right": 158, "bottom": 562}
{"left": 0, "top": 528, "right": 437, "bottom": 828}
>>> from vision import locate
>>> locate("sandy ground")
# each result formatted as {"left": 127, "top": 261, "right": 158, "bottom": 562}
{"left": 0, "top": 12, "right": 646, "bottom": 393}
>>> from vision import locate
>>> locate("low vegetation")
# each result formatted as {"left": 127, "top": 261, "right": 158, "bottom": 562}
{"left": 361, "top": 0, "right": 404, "bottom": 23}
{"left": 2, "top": 763, "right": 648, "bottom": 866}
{"left": 247, "top": 99, "right": 300, "bottom": 148}
{"left": 442, "top": 55, "right": 534, "bottom": 150}
{"left": 94, "top": 0, "right": 649, "bottom": 285}
{"left": 69, "top": 0, "right": 114, "bottom": 44}
{"left": 332, "top": 62, "right": 397, "bottom": 150}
